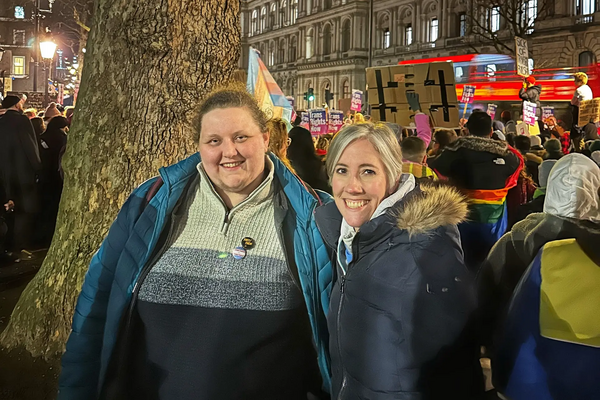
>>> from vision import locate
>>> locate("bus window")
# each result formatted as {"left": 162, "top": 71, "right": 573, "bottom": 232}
{"left": 455, "top": 66, "right": 465, "bottom": 82}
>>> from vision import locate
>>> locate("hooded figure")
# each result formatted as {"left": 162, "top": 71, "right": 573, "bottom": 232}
{"left": 479, "top": 153, "right": 600, "bottom": 349}
{"left": 493, "top": 155, "right": 600, "bottom": 400}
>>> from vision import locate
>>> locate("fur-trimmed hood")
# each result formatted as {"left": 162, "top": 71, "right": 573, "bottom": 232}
{"left": 396, "top": 181, "right": 469, "bottom": 236}
{"left": 445, "top": 136, "right": 511, "bottom": 157}
{"left": 315, "top": 181, "right": 469, "bottom": 249}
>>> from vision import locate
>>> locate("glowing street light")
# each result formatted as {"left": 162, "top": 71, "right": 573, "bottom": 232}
{"left": 40, "top": 40, "right": 57, "bottom": 107}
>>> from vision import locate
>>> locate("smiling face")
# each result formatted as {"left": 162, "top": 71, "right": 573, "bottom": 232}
{"left": 198, "top": 107, "right": 270, "bottom": 207}
{"left": 331, "top": 138, "right": 389, "bottom": 229}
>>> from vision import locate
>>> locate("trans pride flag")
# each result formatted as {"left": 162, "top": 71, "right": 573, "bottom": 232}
{"left": 246, "top": 48, "right": 294, "bottom": 126}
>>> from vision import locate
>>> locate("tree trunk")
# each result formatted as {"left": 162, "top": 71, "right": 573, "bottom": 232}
{"left": 1, "top": 0, "right": 240, "bottom": 358}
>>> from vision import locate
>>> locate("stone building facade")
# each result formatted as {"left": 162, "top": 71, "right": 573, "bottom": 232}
{"left": 240, "top": 0, "right": 600, "bottom": 110}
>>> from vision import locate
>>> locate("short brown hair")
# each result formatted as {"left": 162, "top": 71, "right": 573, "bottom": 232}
{"left": 400, "top": 137, "right": 426, "bottom": 163}
{"left": 194, "top": 83, "right": 267, "bottom": 142}
{"left": 433, "top": 129, "right": 458, "bottom": 149}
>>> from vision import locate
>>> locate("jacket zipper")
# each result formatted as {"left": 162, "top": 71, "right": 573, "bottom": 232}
{"left": 337, "top": 233, "right": 358, "bottom": 399}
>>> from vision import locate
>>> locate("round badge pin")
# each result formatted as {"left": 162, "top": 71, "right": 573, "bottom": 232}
{"left": 232, "top": 246, "right": 247, "bottom": 260}
{"left": 242, "top": 237, "right": 256, "bottom": 250}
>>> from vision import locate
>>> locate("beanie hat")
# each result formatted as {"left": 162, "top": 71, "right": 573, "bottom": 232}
{"left": 530, "top": 135, "right": 542, "bottom": 147}
{"left": 590, "top": 139, "right": 600, "bottom": 153}
{"left": 44, "top": 102, "right": 61, "bottom": 120}
{"left": 538, "top": 159, "right": 558, "bottom": 188}
{"left": 544, "top": 138, "right": 562, "bottom": 153}
{"left": 526, "top": 76, "right": 536, "bottom": 85}
{"left": 1, "top": 95, "right": 21, "bottom": 109}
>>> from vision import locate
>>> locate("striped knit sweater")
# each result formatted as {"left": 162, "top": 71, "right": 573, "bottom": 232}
{"left": 128, "top": 158, "right": 321, "bottom": 400}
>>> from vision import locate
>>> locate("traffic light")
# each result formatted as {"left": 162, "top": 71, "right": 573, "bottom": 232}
{"left": 303, "top": 92, "right": 308, "bottom": 101}
{"left": 324, "top": 89, "right": 334, "bottom": 104}
{"left": 307, "top": 87, "right": 315, "bottom": 102}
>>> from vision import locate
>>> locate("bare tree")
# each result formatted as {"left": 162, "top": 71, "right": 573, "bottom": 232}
{"left": 467, "top": 0, "right": 552, "bottom": 56}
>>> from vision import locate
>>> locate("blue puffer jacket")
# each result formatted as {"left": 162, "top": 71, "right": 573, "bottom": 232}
{"left": 315, "top": 182, "right": 484, "bottom": 400}
{"left": 58, "top": 153, "right": 333, "bottom": 399}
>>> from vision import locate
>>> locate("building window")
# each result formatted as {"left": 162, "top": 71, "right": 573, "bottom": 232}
{"left": 279, "top": 40, "right": 286, "bottom": 63}
{"left": 323, "top": 24, "right": 332, "bottom": 55}
{"left": 269, "top": 44, "right": 275, "bottom": 66}
{"left": 491, "top": 7, "right": 500, "bottom": 32}
{"left": 13, "top": 29, "right": 26, "bottom": 45}
{"left": 251, "top": 10, "right": 258, "bottom": 34}
{"left": 524, "top": 0, "right": 537, "bottom": 34}
{"left": 13, "top": 56, "right": 25, "bottom": 75}
{"left": 430, "top": 18, "right": 439, "bottom": 42}
{"left": 383, "top": 28, "right": 390, "bottom": 49}
{"left": 280, "top": 0, "right": 287, "bottom": 25}
{"left": 14, "top": 6, "right": 25, "bottom": 19}
{"left": 341, "top": 20, "right": 351, "bottom": 52}
{"left": 342, "top": 80, "right": 350, "bottom": 98}
{"left": 270, "top": 3, "right": 276, "bottom": 28}
{"left": 289, "top": 36, "right": 297, "bottom": 61}
{"left": 576, "top": 0, "right": 596, "bottom": 17}
{"left": 459, "top": 13, "right": 467, "bottom": 37}
{"left": 405, "top": 25, "right": 413, "bottom": 46}
{"left": 291, "top": 0, "right": 298, "bottom": 24}
{"left": 579, "top": 51, "right": 596, "bottom": 66}
{"left": 260, "top": 7, "right": 267, "bottom": 32}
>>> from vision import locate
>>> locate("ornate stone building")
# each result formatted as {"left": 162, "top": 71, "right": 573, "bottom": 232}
{"left": 241, "top": 0, "right": 600, "bottom": 109}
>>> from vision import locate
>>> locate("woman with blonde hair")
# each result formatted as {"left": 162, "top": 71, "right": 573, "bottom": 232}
{"left": 266, "top": 117, "right": 293, "bottom": 169}
{"left": 571, "top": 72, "right": 594, "bottom": 149}
{"left": 315, "top": 122, "right": 483, "bottom": 399}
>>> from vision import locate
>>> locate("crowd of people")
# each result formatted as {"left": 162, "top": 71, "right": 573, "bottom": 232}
{"left": 1, "top": 74, "right": 599, "bottom": 400}
{"left": 0, "top": 95, "right": 71, "bottom": 263}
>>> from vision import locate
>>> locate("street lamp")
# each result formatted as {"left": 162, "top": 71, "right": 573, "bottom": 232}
{"left": 40, "top": 40, "right": 57, "bottom": 107}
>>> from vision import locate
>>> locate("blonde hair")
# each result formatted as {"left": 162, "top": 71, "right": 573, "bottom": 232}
{"left": 326, "top": 122, "right": 403, "bottom": 190}
{"left": 266, "top": 117, "right": 293, "bottom": 169}
{"left": 353, "top": 113, "right": 366, "bottom": 124}
{"left": 574, "top": 72, "right": 589, "bottom": 86}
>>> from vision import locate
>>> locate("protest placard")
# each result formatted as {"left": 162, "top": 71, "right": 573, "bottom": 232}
{"left": 487, "top": 104, "right": 497, "bottom": 120}
{"left": 461, "top": 85, "right": 476, "bottom": 104}
{"left": 351, "top": 90, "right": 363, "bottom": 112}
{"left": 516, "top": 122, "right": 529, "bottom": 136}
{"left": 522, "top": 101, "right": 537, "bottom": 126}
{"left": 300, "top": 111, "right": 310, "bottom": 129}
{"left": 329, "top": 110, "right": 344, "bottom": 134}
{"left": 541, "top": 106, "right": 554, "bottom": 120}
{"left": 309, "top": 109, "right": 328, "bottom": 136}
{"left": 577, "top": 98, "right": 600, "bottom": 127}
{"left": 515, "top": 37, "right": 529, "bottom": 77}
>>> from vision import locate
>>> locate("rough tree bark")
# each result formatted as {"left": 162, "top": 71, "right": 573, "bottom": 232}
{"left": 1, "top": 0, "right": 240, "bottom": 357}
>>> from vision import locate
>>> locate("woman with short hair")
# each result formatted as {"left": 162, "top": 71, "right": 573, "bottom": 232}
{"left": 59, "top": 86, "right": 332, "bottom": 400}
{"left": 315, "top": 122, "right": 484, "bottom": 399}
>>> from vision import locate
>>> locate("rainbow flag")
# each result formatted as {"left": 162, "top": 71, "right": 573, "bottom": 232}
{"left": 246, "top": 48, "right": 294, "bottom": 126}
{"left": 458, "top": 147, "right": 524, "bottom": 269}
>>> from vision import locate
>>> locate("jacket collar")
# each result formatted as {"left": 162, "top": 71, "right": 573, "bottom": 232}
{"left": 157, "top": 152, "right": 329, "bottom": 222}
{"left": 445, "top": 135, "right": 511, "bottom": 157}
{"left": 316, "top": 181, "right": 469, "bottom": 250}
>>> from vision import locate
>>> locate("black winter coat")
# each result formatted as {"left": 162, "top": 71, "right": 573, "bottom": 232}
{"left": 428, "top": 136, "right": 522, "bottom": 191}
{"left": 0, "top": 110, "right": 42, "bottom": 213}
{"left": 315, "top": 182, "right": 484, "bottom": 400}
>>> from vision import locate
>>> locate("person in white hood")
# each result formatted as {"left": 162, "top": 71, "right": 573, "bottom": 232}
{"left": 479, "top": 153, "right": 600, "bottom": 348}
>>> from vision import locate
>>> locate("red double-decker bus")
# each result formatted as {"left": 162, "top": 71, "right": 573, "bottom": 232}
{"left": 399, "top": 54, "right": 600, "bottom": 120}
